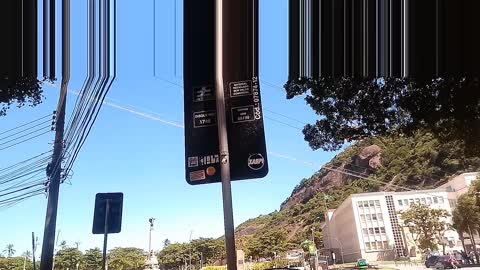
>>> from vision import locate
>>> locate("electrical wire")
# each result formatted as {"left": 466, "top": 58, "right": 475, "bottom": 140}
{"left": 0, "top": 114, "right": 53, "bottom": 136}
{"left": 0, "top": 119, "right": 53, "bottom": 141}
{"left": 0, "top": 130, "right": 52, "bottom": 151}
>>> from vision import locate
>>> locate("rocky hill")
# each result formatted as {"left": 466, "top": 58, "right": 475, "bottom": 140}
{"left": 235, "top": 131, "right": 480, "bottom": 254}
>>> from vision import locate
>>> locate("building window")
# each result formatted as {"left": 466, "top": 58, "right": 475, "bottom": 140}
{"left": 433, "top": 197, "right": 438, "bottom": 204}
{"left": 380, "top": 227, "right": 386, "bottom": 233}
{"left": 372, "top": 214, "right": 377, "bottom": 220}
{"left": 377, "top": 213, "right": 383, "bottom": 221}
{"left": 365, "top": 242, "right": 371, "bottom": 250}
{"left": 409, "top": 199, "right": 414, "bottom": 204}
{"left": 358, "top": 201, "right": 363, "bottom": 207}
{"left": 374, "top": 227, "right": 380, "bottom": 234}
{"left": 383, "top": 241, "right": 389, "bottom": 249}
{"left": 366, "top": 214, "right": 372, "bottom": 221}
{"left": 438, "top": 197, "right": 444, "bottom": 203}
{"left": 375, "top": 200, "right": 380, "bottom": 206}
{"left": 427, "top": 197, "right": 432, "bottom": 205}
{"left": 415, "top": 198, "right": 420, "bottom": 204}
{"left": 369, "top": 228, "right": 374, "bottom": 234}
{"left": 398, "top": 200, "right": 403, "bottom": 206}
{"left": 369, "top": 200, "right": 375, "bottom": 207}
{"left": 362, "top": 228, "right": 368, "bottom": 235}
{"left": 372, "top": 242, "right": 378, "bottom": 250}
{"left": 404, "top": 199, "right": 408, "bottom": 205}
{"left": 363, "top": 201, "right": 369, "bottom": 207}
{"left": 421, "top": 198, "right": 427, "bottom": 204}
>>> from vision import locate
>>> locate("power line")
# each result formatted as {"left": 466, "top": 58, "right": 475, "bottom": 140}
{"left": 0, "top": 114, "right": 54, "bottom": 136}
{"left": 0, "top": 125, "right": 53, "bottom": 146}
{"left": 0, "top": 130, "right": 52, "bottom": 151}
{"left": 0, "top": 119, "right": 53, "bottom": 141}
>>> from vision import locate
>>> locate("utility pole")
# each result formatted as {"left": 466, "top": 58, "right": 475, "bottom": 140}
{"left": 39, "top": 0, "right": 69, "bottom": 268}
{"left": 32, "top": 232, "right": 37, "bottom": 270}
{"left": 215, "top": 0, "right": 237, "bottom": 269}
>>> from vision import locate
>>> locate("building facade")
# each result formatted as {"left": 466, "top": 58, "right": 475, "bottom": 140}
{"left": 322, "top": 172, "right": 478, "bottom": 263}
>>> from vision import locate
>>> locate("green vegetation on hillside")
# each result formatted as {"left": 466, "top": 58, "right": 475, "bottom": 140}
{"left": 236, "top": 131, "right": 480, "bottom": 259}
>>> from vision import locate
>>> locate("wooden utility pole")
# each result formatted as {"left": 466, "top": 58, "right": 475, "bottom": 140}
{"left": 39, "top": 0, "right": 69, "bottom": 269}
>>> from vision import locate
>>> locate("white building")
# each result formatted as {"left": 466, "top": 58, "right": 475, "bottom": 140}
{"left": 322, "top": 172, "right": 478, "bottom": 263}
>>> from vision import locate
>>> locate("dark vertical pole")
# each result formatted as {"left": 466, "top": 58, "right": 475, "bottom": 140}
{"left": 39, "top": 0, "right": 69, "bottom": 268}
{"left": 32, "top": 232, "right": 36, "bottom": 270}
{"left": 102, "top": 200, "right": 110, "bottom": 270}
{"left": 215, "top": 1, "right": 237, "bottom": 269}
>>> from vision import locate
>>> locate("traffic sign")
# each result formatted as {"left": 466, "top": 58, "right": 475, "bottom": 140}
{"left": 183, "top": 0, "right": 268, "bottom": 185}
{"left": 92, "top": 192, "right": 123, "bottom": 234}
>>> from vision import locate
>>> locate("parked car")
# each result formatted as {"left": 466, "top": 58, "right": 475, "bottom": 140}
{"left": 425, "top": 256, "right": 440, "bottom": 268}
{"left": 355, "top": 258, "right": 369, "bottom": 269}
{"left": 431, "top": 256, "right": 462, "bottom": 269}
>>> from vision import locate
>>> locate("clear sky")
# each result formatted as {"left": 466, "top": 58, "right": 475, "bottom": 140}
{"left": 0, "top": 0, "right": 339, "bottom": 256}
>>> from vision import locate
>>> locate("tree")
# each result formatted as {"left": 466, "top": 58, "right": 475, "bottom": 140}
{"left": 59, "top": 241, "right": 68, "bottom": 250}
{"left": 400, "top": 203, "right": 451, "bottom": 252}
{"left": 244, "top": 230, "right": 288, "bottom": 259}
{"left": 0, "top": 257, "right": 34, "bottom": 270}
{"left": 83, "top": 248, "right": 102, "bottom": 270}
{"left": 54, "top": 248, "right": 84, "bottom": 270}
{"left": 3, "top": 244, "right": 16, "bottom": 257}
{"left": 452, "top": 194, "right": 480, "bottom": 262}
{"left": 157, "top": 243, "right": 190, "bottom": 269}
{"left": 163, "top": 239, "right": 171, "bottom": 248}
{"left": 108, "top": 247, "right": 145, "bottom": 270}
{"left": 284, "top": 77, "right": 480, "bottom": 156}
{"left": 0, "top": 0, "right": 43, "bottom": 116}
{"left": 22, "top": 250, "right": 32, "bottom": 259}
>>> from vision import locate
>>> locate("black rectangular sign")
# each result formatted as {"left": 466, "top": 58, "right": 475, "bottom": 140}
{"left": 92, "top": 193, "right": 123, "bottom": 234}
{"left": 184, "top": 0, "right": 268, "bottom": 185}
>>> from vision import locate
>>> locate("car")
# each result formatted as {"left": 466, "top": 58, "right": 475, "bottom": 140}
{"left": 355, "top": 258, "right": 369, "bottom": 269}
{"left": 431, "top": 256, "right": 462, "bottom": 269}
{"left": 425, "top": 256, "right": 440, "bottom": 268}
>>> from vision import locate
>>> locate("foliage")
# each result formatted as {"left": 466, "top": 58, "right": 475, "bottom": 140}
{"left": 108, "top": 247, "right": 145, "bottom": 270}
{"left": 54, "top": 248, "right": 84, "bottom": 270}
{"left": 163, "top": 239, "right": 171, "bottom": 248}
{"left": 400, "top": 203, "right": 451, "bottom": 252}
{"left": 244, "top": 229, "right": 288, "bottom": 259}
{"left": 0, "top": 256, "right": 34, "bottom": 270}
{"left": 83, "top": 248, "right": 102, "bottom": 270}
{"left": 284, "top": 76, "right": 480, "bottom": 156}
{"left": 157, "top": 238, "right": 225, "bottom": 269}
{"left": 3, "top": 244, "right": 15, "bottom": 257}
{"left": 0, "top": 76, "right": 43, "bottom": 116}
{"left": 202, "top": 266, "right": 226, "bottom": 270}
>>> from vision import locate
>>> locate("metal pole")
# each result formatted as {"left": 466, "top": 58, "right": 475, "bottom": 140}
{"left": 215, "top": 0, "right": 237, "bottom": 269}
{"left": 103, "top": 199, "right": 110, "bottom": 270}
{"left": 39, "top": 0, "right": 69, "bottom": 268}
{"left": 32, "top": 232, "right": 36, "bottom": 270}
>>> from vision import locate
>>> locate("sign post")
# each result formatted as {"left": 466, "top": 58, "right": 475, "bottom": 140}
{"left": 214, "top": 1, "right": 237, "bottom": 269}
{"left": 184, "top": 1, "right": 267, "bottom": 270}
{"left": 92, "top": 193, "right": 123, "bottom": 270}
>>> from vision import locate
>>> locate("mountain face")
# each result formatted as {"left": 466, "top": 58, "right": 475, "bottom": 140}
{"left": 235, "top": 131, "right": 480, "bottom": 252}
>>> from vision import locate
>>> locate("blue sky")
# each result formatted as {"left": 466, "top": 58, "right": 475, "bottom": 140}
{"left": 0, "top": 0, "right": 339, "bottom": 255}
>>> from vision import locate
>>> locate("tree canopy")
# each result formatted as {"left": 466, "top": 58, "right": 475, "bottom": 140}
{"left": 284, "top": 77, "right": 480, "bottom": 156}
{"left": 400, "top": 203, "right": 451, "bottom": 252}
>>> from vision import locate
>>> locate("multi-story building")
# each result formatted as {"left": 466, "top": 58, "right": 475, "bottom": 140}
{"left": 322, "top": 172, "right": 478, "bottom": 263}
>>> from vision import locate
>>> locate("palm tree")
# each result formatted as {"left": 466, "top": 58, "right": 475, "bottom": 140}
{"left": 3, "top": 244, "right": 15, "bottom": 257}
{"left": 22, "top": 250, "right": 32, "bottom": 259}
